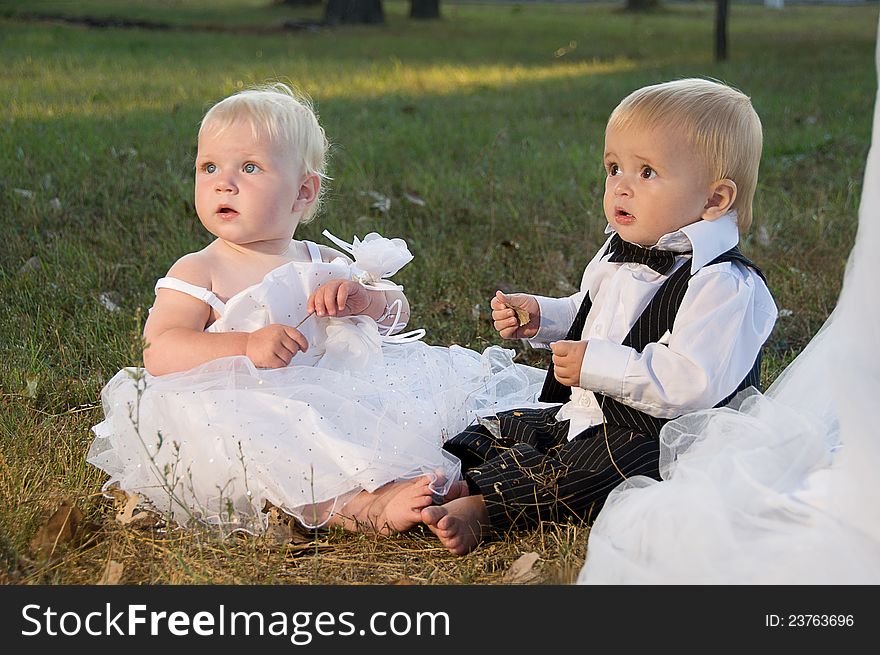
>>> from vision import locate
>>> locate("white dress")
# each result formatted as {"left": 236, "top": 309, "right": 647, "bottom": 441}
{"left": 88, "top": 233, "right": 548, "bottom": 532}
{"left": 578, "top": 21, "right": 880, "bottom": 584}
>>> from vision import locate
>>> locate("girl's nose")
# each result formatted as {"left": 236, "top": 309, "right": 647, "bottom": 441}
{"left": 214, "top": 175, "right": 237, "bottom": 193}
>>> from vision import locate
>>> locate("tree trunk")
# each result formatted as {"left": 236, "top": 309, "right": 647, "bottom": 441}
{"left": 410, "top": 0, "right": 440, "bottom": 19}
{"left": 625, "top": 0, "right": 660, "bottom": 10}
{"left": 324, "top": 0, "right": 384, "bottom": 25}
{"left": 715, "top": 0, "right": 728, "bottom": 62}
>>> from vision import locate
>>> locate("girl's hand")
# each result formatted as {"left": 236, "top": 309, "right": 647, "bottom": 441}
{"left": 246, "top": 324, "right": 309, "bottom": 368}
{"left": 490, "top": 290, "right": 541, "bottom": 339}
{"left": 308, "top": 279, "right": 376, "bottom": 318}
{"left": 549, "top": 339, "right": 588, "bottom": 387}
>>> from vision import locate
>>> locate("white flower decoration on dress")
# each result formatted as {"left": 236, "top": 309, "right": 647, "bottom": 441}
{"left": 322, "top": 230, "right": 413, "bottom": 291}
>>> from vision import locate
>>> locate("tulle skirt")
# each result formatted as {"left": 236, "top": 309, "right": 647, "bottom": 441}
{"left": 578, "top": 387, "right": 880, "bottom": 583}
{"left": 88, "top": 342, "right": 548, "bottom": 532}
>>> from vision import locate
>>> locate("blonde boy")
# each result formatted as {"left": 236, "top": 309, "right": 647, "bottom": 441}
{"left": 423, "top": 78, "right": 778, "bottom": 555}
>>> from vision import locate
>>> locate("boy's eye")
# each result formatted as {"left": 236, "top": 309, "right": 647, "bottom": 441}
{"left": 243, "top": 162, "right": 261, "bottom": 174}
{"left": 608, "top": 163, "right": 620, "bottom": 176}
{"left": 640, "top": 166, "right": 656, "bottom": 179}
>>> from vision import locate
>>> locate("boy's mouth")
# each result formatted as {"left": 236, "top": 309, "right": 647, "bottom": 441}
{"left": 615, "top": 208, "right": 636, "bottom": 224}
{"left": 217, "top": 205, "right": 239, "bottom": 218}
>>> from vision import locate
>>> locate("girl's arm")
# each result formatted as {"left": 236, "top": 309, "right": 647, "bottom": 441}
{"left": 142, "top": 253, "right": 249, "bottom": 375}
{"left": 143, "top": 252, "right": 309, "bottom": 375}
{"left": 310, "top": 244, "right": 411, "bottom": 333}
{"left": 306, "top": 281, "right": 411, "bottom": 333}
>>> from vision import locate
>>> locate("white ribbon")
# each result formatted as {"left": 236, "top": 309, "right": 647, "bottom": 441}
{"left": 322, "top": 229, "right": 413, "bottom": 291}
{"left": 378, "top": 298, "right": 426, "bottom": 343}
{"left": 322, "top": 230, "right": 426, "bottom": 344}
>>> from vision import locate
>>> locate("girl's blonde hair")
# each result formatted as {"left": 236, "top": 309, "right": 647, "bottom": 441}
{"left": 199, "top": 82, "right": 330, "bottom": 223}
{"left": 607, "top": 78, "right": 763, "bottom": 233}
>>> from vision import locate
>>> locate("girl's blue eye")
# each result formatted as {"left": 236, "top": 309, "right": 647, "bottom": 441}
{"left": 205, "top": 163, "right": 216, "bottom": 174}
{"left": 243, "top": 163, "right": 260, "bottom": 174}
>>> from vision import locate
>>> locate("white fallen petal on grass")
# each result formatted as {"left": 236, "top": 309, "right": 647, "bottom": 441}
{"left": 13, "top": 188, "right": 35, "bottom": 199}
{"left": 403, "top": 192, "right": 426, "bottom": 207}
{"left": 360, "top": 190, "right": 391, "bottom": 213}
{"left": 99, "top": 292, "right": 120, "bottom": 312}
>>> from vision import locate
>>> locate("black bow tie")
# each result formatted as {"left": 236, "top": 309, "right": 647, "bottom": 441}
{"left": 606, "top": 234, "right": 687, "bottom": 275}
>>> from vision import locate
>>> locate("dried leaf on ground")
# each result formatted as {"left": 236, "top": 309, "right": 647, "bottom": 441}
{"left": 113, "top": 491, "right": 158, "bottom": 526}
{"left": 24, "top": 378, "right": 38, "bottom": 399}
{"left": 390, "top": 576, "right": 417, "bottom": 585}
{"left": 262, "top": 502, "right": 311, "bottom": 545}
{"left": 97, "top": 559, "right": 124, "bottom": 585}
{"left": 18, "top": 256, "right": 41, "bottom": 276}
{"left": 30, "top": 500, "right": 83, "bottom": 560}
{"left": 502, "top": 551, "right": 540, "bottom": 584}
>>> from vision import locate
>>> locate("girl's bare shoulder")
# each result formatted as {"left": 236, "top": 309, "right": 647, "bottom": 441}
{"left": 165, "top": 244, "right": 219, "bottom": 289}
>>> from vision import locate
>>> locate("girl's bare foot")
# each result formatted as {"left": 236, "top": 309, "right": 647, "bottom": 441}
{"left": 442, "top": 479, "right": 470, "bottom": 501}
{"left": 421, "top": 495, "right": 489, "bottom": 555}
{"left": 329, "top": 477, "right": 434, "bottom": 535}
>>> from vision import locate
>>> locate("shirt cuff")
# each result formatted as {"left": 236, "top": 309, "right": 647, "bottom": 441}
{"left": 580, "top": 339, "right": 632, "bottom": 397}
{"left": 527, "top": 295, "right": 577, "bottom": 348}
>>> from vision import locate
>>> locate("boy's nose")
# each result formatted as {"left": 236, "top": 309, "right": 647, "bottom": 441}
{"left": 613, "top": 178, "right": 632, "bottom": 197}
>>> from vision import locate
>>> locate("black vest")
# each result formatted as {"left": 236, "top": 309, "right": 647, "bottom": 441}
{"left": 539, "top": 245, "right": 768, "bottom": 439}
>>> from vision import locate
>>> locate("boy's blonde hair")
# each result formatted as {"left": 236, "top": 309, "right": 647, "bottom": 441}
{"left": 607, "top": 78, "right": 762, "bottom": 233}
{"left": 199, "top": 82, "right": 330, "bottom": 223}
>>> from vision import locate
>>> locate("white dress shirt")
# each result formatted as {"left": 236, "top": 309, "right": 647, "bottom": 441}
{"left": 528, "top": 212, "right": 778, "bottom": 440}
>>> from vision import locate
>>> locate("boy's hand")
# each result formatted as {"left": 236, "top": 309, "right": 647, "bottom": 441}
{"left": 308, "top": 279, "right": 374, "bottom": 318}
{"left": 490, "top": 290, "right": 540, "bottom": 339}
{"left": 550, "top": 340, "right": 588, "bottom": 387}
{"left": 246, "top": 324, "right": 309, "bottom": 368}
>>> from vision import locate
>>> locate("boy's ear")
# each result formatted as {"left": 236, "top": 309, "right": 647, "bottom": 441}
{"left": 701, "top": 178, "right": 737, "bottom": 221}
{"left": 292, "top": 174, "right": 321, "bottom": 213}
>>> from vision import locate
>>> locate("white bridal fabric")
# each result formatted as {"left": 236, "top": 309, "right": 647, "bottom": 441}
{"left": 578, "top": 24, "right": 880, "bottom": 584}
{"left": 88, "top": 232, "right": 548, "bottom": 532}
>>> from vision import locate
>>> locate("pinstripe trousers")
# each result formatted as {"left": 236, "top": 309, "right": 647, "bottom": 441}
{"left": 443, "top": 407, "right": 661, "bottom": 530}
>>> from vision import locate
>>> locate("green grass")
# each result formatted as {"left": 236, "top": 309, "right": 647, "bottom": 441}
{"left": 1, "top": 1, "right": 877, "bottom": 584}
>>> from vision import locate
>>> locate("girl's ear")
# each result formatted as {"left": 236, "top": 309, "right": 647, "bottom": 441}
{"left": 293, "top": 174, "right": 321, "bottom": 214}
{"left": 702, "top": 179, "right": 737, "bottom": 221}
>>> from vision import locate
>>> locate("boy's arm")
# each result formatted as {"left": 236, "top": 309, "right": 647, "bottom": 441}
{"left": 527, "top": 240, "right": 611, "bottom": 348}
{"left": 525, "top": 293, "right": 582, "bottom": 347}
{"left": 578, "top": 264, "right": 777, "bottom": 417}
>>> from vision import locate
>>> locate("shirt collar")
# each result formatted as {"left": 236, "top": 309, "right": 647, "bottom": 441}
{"left": 603, "top": 211, "right": 740, "bottom": 273}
